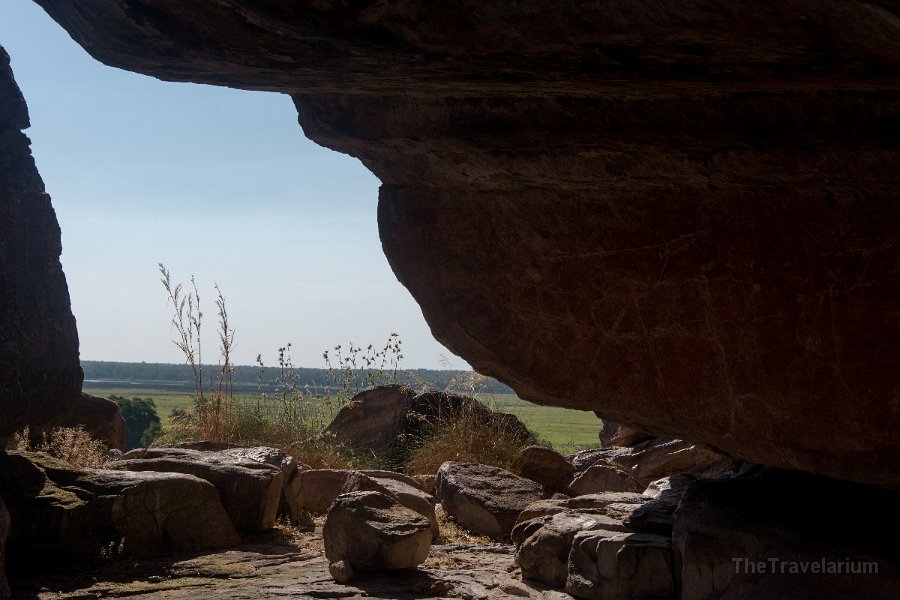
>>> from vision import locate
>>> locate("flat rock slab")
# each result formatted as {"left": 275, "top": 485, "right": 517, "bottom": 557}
{"left": 11, "top": 539, "right": 575, "bottom": 599}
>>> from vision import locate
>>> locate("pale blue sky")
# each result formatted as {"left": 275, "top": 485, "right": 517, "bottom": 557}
{"left": 0, "top": 0, "right": 463, "bottom": 369}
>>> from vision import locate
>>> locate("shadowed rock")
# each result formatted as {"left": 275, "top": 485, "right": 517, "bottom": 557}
{"left": 0, "top": 45, "right": 81, "bottom": 440}
{"left": 436, "top": 461, "right": 543, "bottom": 541}
{"left": 111, "top": 447, "right": 283, "bottom": 531}
{"left": 37, "top": 393, "right": 127, "bottom": 451}
{"left": 0, "top": 451, "right": 240, "bottom": 561}
{"left": 0, "top": 496, "right": 9, "bottom": 600}
{"left": 518, "top": 445, "right": 576, "bottom": 493}
{"left": 565, "top": 463, "right": 644, "bottom": 496}
{"left": 26, "top": 0, "right": 900, "bottom": 485}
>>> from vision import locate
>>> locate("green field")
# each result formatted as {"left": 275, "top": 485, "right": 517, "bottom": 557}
{"left": 83, "top": 385, "right": 602, "bottom": 455}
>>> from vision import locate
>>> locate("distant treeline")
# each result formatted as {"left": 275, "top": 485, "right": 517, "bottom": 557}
{"left": 81, "top": 360, "right": 515, "bottom": 394}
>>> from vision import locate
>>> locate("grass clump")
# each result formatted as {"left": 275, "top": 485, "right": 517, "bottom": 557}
{"left": 404, "top": 400, "right": 534, "bottom": 476}
{"left": 12, "top": 425, "right": 110, "bottom": 468}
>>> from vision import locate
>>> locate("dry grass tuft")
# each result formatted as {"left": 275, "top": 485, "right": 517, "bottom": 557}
{"left": 405, "top": 403, "right": 531, "bottom": 476}
{"left": 13, "top": 425, "right": 110, "bottom": 468}
{"left": 435, "top": 507, "right": 493, "bottom": 545}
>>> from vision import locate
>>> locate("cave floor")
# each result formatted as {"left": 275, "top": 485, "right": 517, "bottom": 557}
{"left": 9, "top": 528, "right": 571, "bottom": 600}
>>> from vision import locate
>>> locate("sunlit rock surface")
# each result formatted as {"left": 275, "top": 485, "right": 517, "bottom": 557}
{"left": 29, "top": 1, "right": 900, "bottom": 485}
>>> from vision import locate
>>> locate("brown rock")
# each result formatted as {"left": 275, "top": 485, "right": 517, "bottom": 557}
{"left": 323, "top": 491, "right": 431, "bottom": 573}
{"left": 519, "top": 445, "right": 576, "bottom": 492}
{"left": 567, "top": 530, "right": 675, "bottom": 600}
{"left": 673, "top": 470, "right": 900, "bottom": 600}
{"left": 111, "top": 447, "right": 283, "bottom": 531}
{"left": 344, "top": 471, "right": 439, "bottom": 540}
{"left": 0, "top": 45, "right": 81, "bottom": 439}
{"left": 572, "top": 438, "right": 736, "bottom": 487}
{"left": 513, "top": 512, "right": 621, "bottom": 588}
{"left": 565, "top": 463, "right": 644, "bottom": 496}
{"left": 219, "top": 446, "right": 310, "bottom": 525}
{"left": 296, "top": 469, "right": 352, "bottom": 514}
{"left": 37, "top": 393, "right": 127, "bottom": 451}
{"left": 13, "top": 0, "right": 900, "bottom": 487}
{"left": 0, "top": 451, "right": 240, "bottom": 560}
{"left": 435, "top": 461, "right": 543, "bottom": 541}
{"left": 0, "top": 496, "right": 9, "bottom": 600}
{"left": 516, "top": 492, "right": 650, "bottom": 526}
{"left": 599, "top": 421, "right": 655, "bottom": 448}
{"left": 323, "top": 385, "right": 416, "bottom": 451}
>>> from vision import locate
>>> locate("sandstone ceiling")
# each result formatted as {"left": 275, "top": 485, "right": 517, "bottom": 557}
{"left": 28, "top": 1, "right": 900, "bottom": 486}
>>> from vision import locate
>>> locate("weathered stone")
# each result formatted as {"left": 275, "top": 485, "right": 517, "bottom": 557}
{"left": 323, "top": 385, "right": 416, "bottom": 451}
{"left": 673, "top": 470, "right": 900, "bottom": 600}
{"left": 0, "top": 451, "right": 240, "bottom": 561}
{"left": 513, "top": 512, "right": 620, "bottom": 588}
{"left": 328, "top": 559, "right": 354, "bottom": 584}
{"left": 0, "top": 496, "right": 9, "bottom": 600}
{"left": 0, "top": 45, "right": 81, "bottom": 439}
{"left": 9, "top": 0, "right": 900, "bottom": 490}
{"left": 599, "top": 421, "right": 655, "bottom": 448}
{"left": 37, "top": 393, "right": 127, "bottom": 451}
{"left": 435, "top": 461, "right": 543, "bottom": 541}
{"left": 323, "top": 491, "right": 431, "bottom": 573}
{"left": 516, "top": 492, "right": 649, "bottom": 526}
{"left": 296, "top": 468, "right": 352, "bottom": 515}
{"left": 344, "top": 471, "right": 439, "bottom": 540}
{"left": 567, "top": 530, "right": 675, "bottom": 600}
{"left": 219, "top": 446, "right": 310, "bottom": 525}
{"left": 111, "top": 447, "right": 283, "bottom": 531}
{"left": 412, "top": 474, "right": 436, "bottom": 496}
{"left": 519, "top": 445, "right": 576, "bottom": 492}
{"left": 565, "top": 463, "right": 643, "bottom": 495}
{"left": 571, "top": 438, "right": 735, "bottom": 486}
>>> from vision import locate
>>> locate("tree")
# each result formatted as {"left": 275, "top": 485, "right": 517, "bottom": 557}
{"left": 110, "top": 395, "right": 162, "bottom": 450}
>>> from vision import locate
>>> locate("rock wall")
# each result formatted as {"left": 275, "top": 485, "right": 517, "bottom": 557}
{"left": 30, "top": 1, "right": 900, "bottom": 485}
{"left": 0, "top": 45, "right": 81, "bottom": 438}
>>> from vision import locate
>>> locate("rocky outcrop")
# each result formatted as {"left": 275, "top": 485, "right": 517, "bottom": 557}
{"left": 110, "top": 447, "right": 283, "bottom": 531}
{"left": 0, "top": 496, "right": 9, "bottom": 600}
{"left": 518, "top": 445, "right": 576, "bottom": 493}
{"left": 0, "top": 45, "right": 81, "bottom": 441}
{"left": 0, "top": 451, "right": 240, "bottom": 561}
{"left": 37, "top": 393, "right": 127, "bottom": 451}
{"left": 436, "top": 461, "right": 543, "bottom": 541}
{"left": 599, "top": 421, "right": 654, "bottom": 448}
{"left": 28, "top": 2, "right": 900, "bottom": 485}
{"left": 565, "top": 464, "right": 643, "bottom": 496}
{"left": 672, "top": 470, "right": 900, "bottom": 600}
{"left": 344, "top": 471, "right": 439, "bottom": 540}
{"left": 325, "top": 388, "right": 535, "bottom": 467}
{"left": 571, "top": 438, "right": 737, "bottom": 487}
{"left": 323, "top": 385, "right": 416, "bottom": 451}
{"left": 323, "top": 491, "right": 431, "bottom": 574}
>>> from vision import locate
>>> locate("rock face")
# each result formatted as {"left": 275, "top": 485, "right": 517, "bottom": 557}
{"left": 37, "top": 393, "right": 128, "bottom": 451}
{"left": 325, "top": 388, "right": 535, "bottom": 466}
{"left": 323, "top": 385, "right": 416, "bottom": 451}
{"left": 0, "top": 496, "right": 9, "bottom": 600}
{"left": 436, "top": 461, "right": 543, "bottom": 541}
{"left": 110, "top": 447, "right": 283, "bottom": 531}
{"left": 323, "top": 491, "right": 431, "bottom": 573}
{"left": 0, "top": 451, "right": 240, "bottom": 560}
{"left": 28, "top": 1, "right": 900, "bottom": 486}
{"left": 0, "top": 45, "right": 81, "bottom": 440}
{"left": 565, "top": 464, "right": 644, "bottom": 496}
{"left": 672, "top": 470, "right": 900, "bottom": 600}
{"left": 518, "top": 445, "right": 576, "bottom": 493}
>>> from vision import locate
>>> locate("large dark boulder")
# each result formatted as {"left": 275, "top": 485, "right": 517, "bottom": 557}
{"left": 30, "top": 0, "right": 900, "bottom": 486}
{"left": 36, "top": 393, "right": 127, "bottom": 451}
{"left": 0, "top": 45, "right": 81, "bottom": 440}
{"left": 0, "top": 451, "right": 240, "bottom": 561}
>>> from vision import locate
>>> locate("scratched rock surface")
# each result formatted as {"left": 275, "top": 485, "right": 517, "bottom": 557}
{"left": 29, "top": 1, "right": 900, "bottom": 485}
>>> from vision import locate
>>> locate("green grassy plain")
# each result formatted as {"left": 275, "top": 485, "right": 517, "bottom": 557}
{"left": 84, "top": 385, "right": 601, "bottom": 455}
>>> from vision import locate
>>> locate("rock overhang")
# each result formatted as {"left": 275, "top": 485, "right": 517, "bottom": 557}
{"left": 26, "top": 0, "right": 900, "bottom": 486}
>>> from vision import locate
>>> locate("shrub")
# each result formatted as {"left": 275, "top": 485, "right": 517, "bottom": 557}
{"left": 110, "top": 395, "right": 162, "bottom": 449}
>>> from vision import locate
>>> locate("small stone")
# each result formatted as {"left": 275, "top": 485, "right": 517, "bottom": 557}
{"left": 328, "top": 560, "right": 354, "bottom": 583}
